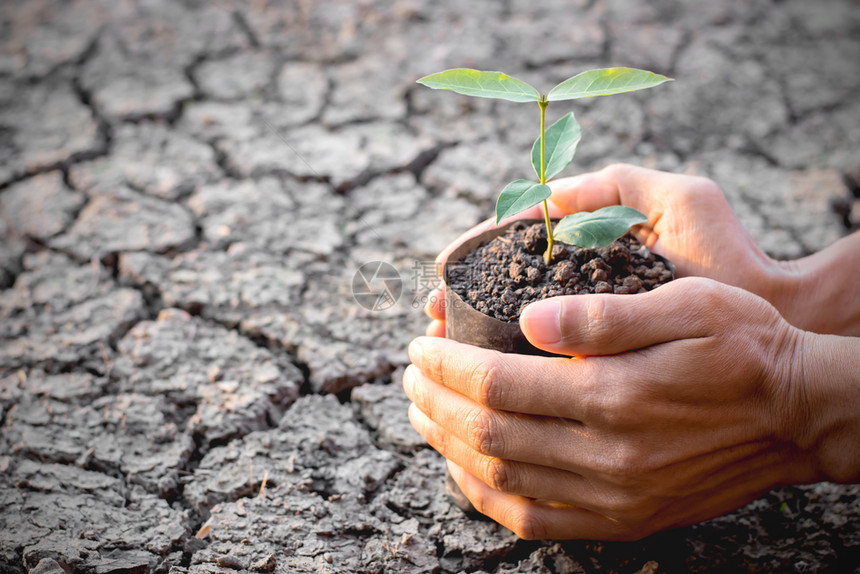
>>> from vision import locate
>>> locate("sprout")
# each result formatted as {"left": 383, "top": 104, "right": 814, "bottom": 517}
{"left": 417, "top": 67, "right": 672, "bottom": 263}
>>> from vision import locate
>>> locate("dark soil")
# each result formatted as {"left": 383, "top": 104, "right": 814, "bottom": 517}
{"left": 448, "top": 221, "right": 674, "bottom": 322}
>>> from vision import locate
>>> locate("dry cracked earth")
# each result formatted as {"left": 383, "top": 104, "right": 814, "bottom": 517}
{"left": 1, "top": 0, "right": 859, "bottom": 573}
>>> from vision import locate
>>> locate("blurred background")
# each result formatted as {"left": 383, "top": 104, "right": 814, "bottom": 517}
{"left": 1, "top": 0, "right": 859, "bottom": 572}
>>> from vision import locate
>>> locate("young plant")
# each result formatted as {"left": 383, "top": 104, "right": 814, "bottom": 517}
{"left": 417, "top": 67, "right": 672, "bottom": 264}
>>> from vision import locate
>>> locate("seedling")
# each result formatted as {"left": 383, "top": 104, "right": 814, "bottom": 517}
{"left": 417, "top": 67, "right": 672, "bottom": 264}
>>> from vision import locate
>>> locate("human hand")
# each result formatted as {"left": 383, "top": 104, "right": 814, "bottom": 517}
{"left": 423, "top": 163, "right": 801, "bottom": 335}
{"left": 546, "top": 164, "right": 782, "bottom": 288}
{"left": 405, "top": 277, "right": 820, "bottom": 540}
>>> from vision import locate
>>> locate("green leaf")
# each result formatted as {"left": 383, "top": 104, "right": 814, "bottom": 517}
{"left": 547, "top": 68, "right": 672, "bottom": 102}
{"left": 531, "top": 112, "right": 581, "bottom": 181}
{"left": 495, "top": 180, "right": 552, "bottom": 223}
{"left": 552, "top": 206, "right": 648, "bottom": 248}
{"left": 416, "top": 69, "right": 541, "bottom": 103}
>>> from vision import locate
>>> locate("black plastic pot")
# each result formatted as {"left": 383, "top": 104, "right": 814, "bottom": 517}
{"left": 440, "top": 219, "right": 674, "bottom": 514}
{"left": 443, "top": 220, "right": 555, "bottom": 356}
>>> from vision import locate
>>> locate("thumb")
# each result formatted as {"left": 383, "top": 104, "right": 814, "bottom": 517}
{"left": 519, "top": 278, "right": 717, "bottom": 356}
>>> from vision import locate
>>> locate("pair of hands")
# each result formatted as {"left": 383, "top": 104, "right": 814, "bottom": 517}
{"left": 403, "top": 164, "right": 855, "bottom": 540}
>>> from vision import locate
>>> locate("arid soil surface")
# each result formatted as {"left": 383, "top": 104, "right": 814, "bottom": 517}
{"left": 1, "top": 0, "right": 859, "bottom": 572}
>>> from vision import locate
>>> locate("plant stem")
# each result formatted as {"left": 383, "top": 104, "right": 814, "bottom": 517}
{"left": 542, "top": 198, "right": 553, "bottom": 264}
{"left": 539, "top": 98, "right": 554, "bottom": 265}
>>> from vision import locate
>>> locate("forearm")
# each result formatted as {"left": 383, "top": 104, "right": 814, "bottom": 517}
{"left": 792, "top": 330, "right": 860, "bottom": 484}
{"left": 771, "top": 231, "right": 860, "bottom": 336}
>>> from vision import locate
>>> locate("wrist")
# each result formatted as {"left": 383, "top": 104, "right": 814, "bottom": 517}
{"left": 764, "top": 259, "right": 812, "bottom": 331}
{"left": 769, "top": 232, "right": 860, "bottom": 336}
{"left": 786, "top": 331, "right": 860, "bottom": 484}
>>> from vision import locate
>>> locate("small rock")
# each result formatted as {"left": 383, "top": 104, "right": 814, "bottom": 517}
{"left": 622, "top": 275, "right": 643, "bottom": 293}
{"left": 550, "top": 243, "right": 569, "bottom": 259}
{"left": 599, "top": 241, "right": 632, "bottom": 266}
{"left": 217, "top": 554, "right": 247, "bottom": 570}
{"left": 635, "top": 244, "right": 652, "bottom": 260}
{"left": 553, "top": 261, "right": 577, "bottom": 284}
{"left": 523, "top": 224, "right": 547, "bottom": 252}
{"left": 581, "top": 259, "right": 610, "bottom": 283}
{"left": 509, "top": 262, "right": 525, "bottom": 280}
{"left": 29, "top": 557, "right": 67, "bottom": 574}
{"left": 251, "top": 554, "right": 277, "bottom": 572}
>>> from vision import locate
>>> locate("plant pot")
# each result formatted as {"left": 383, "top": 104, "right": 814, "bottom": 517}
{"left": 440, "top": 218, "right": 674, "bottom": 514}
{"left": 443, "top": 220, "right": 559, "bottom": 356}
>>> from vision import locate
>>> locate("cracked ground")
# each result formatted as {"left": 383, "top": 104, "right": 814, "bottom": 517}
{"left": 1, "top": 0, "right": 859, "bottom": 572}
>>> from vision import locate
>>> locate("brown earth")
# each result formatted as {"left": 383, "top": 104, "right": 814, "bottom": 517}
{"left": 449, "top": 222, "right": 673, "bottom": 322}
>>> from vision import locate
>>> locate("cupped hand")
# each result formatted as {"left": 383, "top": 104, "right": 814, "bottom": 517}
{"left": 405, "top": 277, "right": 819, "bottom": 540}
{"left": 546, "top": 164, "right": 784, "bottom": 297}
{"left": 423, "top": 163, "right": 796, "bottom": 333}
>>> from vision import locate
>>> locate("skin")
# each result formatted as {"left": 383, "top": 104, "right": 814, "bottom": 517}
{"left": 405, "top": 164, "right": 860, "bottom": 540}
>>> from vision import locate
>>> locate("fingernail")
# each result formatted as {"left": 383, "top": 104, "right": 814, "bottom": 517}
{"left": 520, "top": 299, "right": 562, "bottom": 346}
{"left": 447, "top": 459, "right": 464, "bottom": 482}
{"left": 402, "top": 364, "right": 416, "bottom": 397}
{"left": 407, "top": 403, "right": 426, "bottom": 436}
{"left": 408, "top": 339, "right": 424, "bottom": 370}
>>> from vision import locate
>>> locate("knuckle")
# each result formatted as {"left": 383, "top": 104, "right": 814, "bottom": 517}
{"left": 599, "top": 390, "right": 634, "bottom": 428}
{"left": 602, "top": 491, "right": 647, "bottom": 517}
{"left": 423, "top": 344, "right": 446, "bottom": 383}
{"left": 691, "top": 175, "right": 722, "bottom": 198}
{"left": 673, "top": 185, "right": 697, "bottom": 208}
{"left": 420, "top": 411, "right": 449, "bottom": 452}
{"left": 585, "top": 369, "right": 650, "bottom": 429}
{"left": 407, "top": 369, "right": 428, "bottom": 408}
{"left": 508, "top": 507, "right": 547, "bottom": 540}
{"left": 464, "top": 408, "right": 502, "bottom": 456}
{"left": 581, "top": 296, "right": 615, "bottom": 347}
{"left": 481, "top": 456, "right": 514, "bottom": 492}
{"left": 611, "top": 519, "right": 652, "bottom": 542}
{"left": 683, "top": 277, "right": 731, "bottom": 325}
{"left": 466, "top": 483, "right": 488, "bottom": 515}
{"left": 468, "top": 354, "right": 505, "bottom": 408}
{"left": 674, "top": 176, "right": 722, "bottom": 209}
{"left": 694, "top": 277, "right": 725, "bottom": 305}
{"left": 601, "top": 163, "right": 634, "bottom": 180}
{"left": 598, "top": 443, "right": 649, "bottom": 485}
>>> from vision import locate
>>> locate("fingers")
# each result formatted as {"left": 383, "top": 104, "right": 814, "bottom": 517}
{"left": 425, "top": 319, "right": 445, "bottom": 337}
{"left": 407, "top": 403, "right": 596, "bottom": 506}
{"left": 435, "top": 164, "right": 717, "bottom": 277}
{"left": 408, "top": 336, "right": 586, "bottom": 418}
{"left": 409, "top": 279, "right": 763, "bottom": 416}
{"left": 403, "top": 364, "right": 589, "bottom": 471}
{"left": 520, "top": 277, "right": 722, "bottom": 356}
{"left": 445, "top": 460, "right": 637, "bottom": 541}
{"left": 549, "top": 163, "right": 714, "bottom": 221}
{"left": 424, "top": 286, "right": 445, "bottom": 321}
